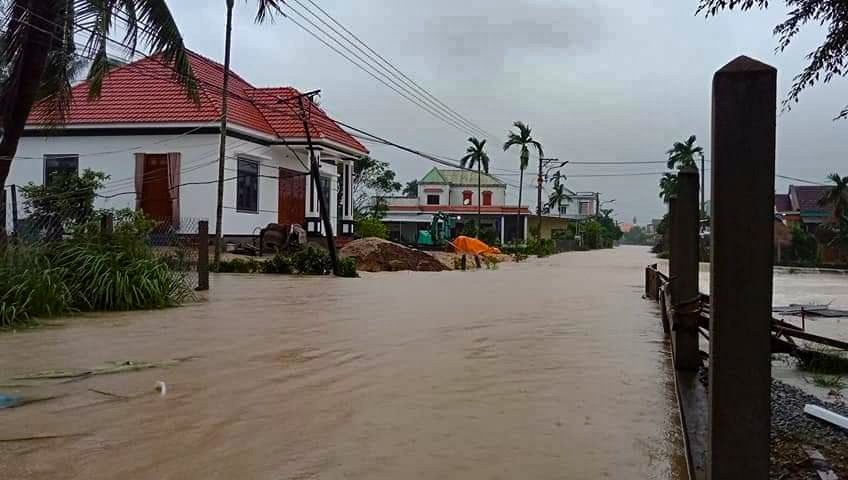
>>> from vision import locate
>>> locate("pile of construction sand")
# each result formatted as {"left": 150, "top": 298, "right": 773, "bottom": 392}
{"left": 340, "top": 237, "right": 448, "bottom": 272}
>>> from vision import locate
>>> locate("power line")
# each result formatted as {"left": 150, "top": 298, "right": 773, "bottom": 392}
{"left": 290, "top": 0, "right": 493, "bottom": 138}
{"left": 275, "top": 5, "right": 481, "bottom": 137}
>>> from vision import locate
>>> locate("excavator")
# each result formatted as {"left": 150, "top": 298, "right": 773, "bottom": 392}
{"left": 417, "top": 211, "right": 456, "bottom": 248}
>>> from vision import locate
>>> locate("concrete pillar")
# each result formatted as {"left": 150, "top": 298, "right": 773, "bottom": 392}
{"left": 197, "top": 220, "right": 209, "bottom": 291}
{"left": 100, "top": 213, "right": 114, "bottom": 235}
{"left": 670, "top": 167, "right": 700, "bottom": 370}
{"left": 707, "top": 55, "right": 776, "bottom": 480}
{"left": 500, "top": 216, "right": 506, "bottom": 245}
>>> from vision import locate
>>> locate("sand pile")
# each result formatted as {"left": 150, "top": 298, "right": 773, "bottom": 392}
{"left": 340, "top": 238, "right": 448, "bottom": 272}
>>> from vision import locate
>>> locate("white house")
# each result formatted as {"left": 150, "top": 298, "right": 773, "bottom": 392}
{"left": 381, "top": 167, "right": 531, "bottom": 244}
{"left": 8, "top": 50, "right": 367, "bottom": 238}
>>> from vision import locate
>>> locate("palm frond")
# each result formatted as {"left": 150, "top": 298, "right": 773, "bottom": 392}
{"left": 255, "top": 0, "right": 284, "bottom": 23}
{"left": 123, "top": 0, "right": 199, "bottom": 103}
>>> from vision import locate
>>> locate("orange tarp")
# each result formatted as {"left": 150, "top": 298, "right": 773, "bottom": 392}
{"left": 451, "top": 236, "right": 501, "bottom": 255}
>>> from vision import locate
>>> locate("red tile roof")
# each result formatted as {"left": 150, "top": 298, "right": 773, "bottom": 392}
{"left": 27, "top": 51, "right": 367, "bottom": 154}
{"left": 774, "top": 193, "right": 793, "bottom": 212}
{"left": 789, "top": 185, "right": 829, "bottom": 212}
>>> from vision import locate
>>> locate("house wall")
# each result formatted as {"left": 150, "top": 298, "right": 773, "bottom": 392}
{"left": 527, "top": 215, "right": 570, "bottom": 239}
{"left": 7, "top": 133, "right": 339, "bottom": 236}
{"left": 418, "top": 183, "right": 447, "bottom": 205}
{"left": 447, "top": 185, "right": 506, "bottom": 207}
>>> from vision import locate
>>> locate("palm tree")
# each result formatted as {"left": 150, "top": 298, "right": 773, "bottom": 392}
{"left": 216, "top": 0, "right": 282, "bottom": 263}
{"left": 546, "top": 173, "right": 571, "bottom": 216}
{"left": 460, "top": 137, "right": 490, "bottom": 237}
{"left": 504, "top": 121, "right": 543, "bottom": 241}
{"left": 659, "top": 173, "right": 678, "bottom": 203}
{"left": 667, "top": 135, "right": 706, "bottom": 213}
{"left": 818, "top": 172, "right": 848, "bottom": 221}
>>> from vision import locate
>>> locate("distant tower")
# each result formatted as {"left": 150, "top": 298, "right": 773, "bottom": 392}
{"left": 633, "top": 216, "right": 637, "bottom": 225}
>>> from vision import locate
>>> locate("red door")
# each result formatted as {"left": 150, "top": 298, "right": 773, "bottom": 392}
{"left": 140, "top": 154, "right": 172, "bottom": 223}
{"left": 278, "top": 168, "right": 306, "bottom": 225}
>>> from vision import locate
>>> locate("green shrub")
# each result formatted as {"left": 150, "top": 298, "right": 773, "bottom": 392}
{"left": 213, "top": 257, "right": 263, "bottom": 273}
{"left": 291, "top": 245, "right": 331, "bottom": 275}
{"left": 482, "top": 254, "right": 500, "bottom": 270}
{"left": 526, "top": 237, "right": 554, "bottom": 257}
{"left": 512, "top": 252, "right": 528, "bottom": 262}
{"left": 263, "top": 254, "right": 293, "bottom": 274}
{"left": 355, "top": 217, "right": 388, "bottom": 239}
{"left": 337, "top": 257, "right": 359, "bottom": 277}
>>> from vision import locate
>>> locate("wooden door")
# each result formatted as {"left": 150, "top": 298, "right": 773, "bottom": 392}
{"left": 140, "top": 154, "right": 172, "bottom": 223}
{"left": 278, "top": 168, "right": 306, "bottom": 225}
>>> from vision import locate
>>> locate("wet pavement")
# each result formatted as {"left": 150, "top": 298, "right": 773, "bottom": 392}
{"left": 0, "top": 246, "right": 686, "bottom": 480}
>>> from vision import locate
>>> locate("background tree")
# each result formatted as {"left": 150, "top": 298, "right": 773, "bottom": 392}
{"left": 504, "top": 121, "right": 543, "bottom": 241}
{"left": 402, "top": 179, "right": 419, "bottom": 198}
{"left": 460, "top": 137, "right": 490, "bottom": 236}
{"left": 546, "top": 173, "right": 571, "bottom": 216}
{"left": 0, "top": 0, "right": 207, "bottom": 242}
{"left": 818, "top": 172, "right": 848, "bottom": 221}
{"left": 352, "top": 156, "right": 401, "bottom": 218}
{"left": 698, "top": 0, "right": 848, "bottom": 120}
{"left": 667, "top": 134, "right": 705, "bottom": 212}
{"left": 659, "top": 173, "right": 679, "bottom": 203}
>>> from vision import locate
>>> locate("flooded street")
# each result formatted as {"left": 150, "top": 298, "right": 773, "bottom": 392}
{"left": 0, "top": 246, "right": 685, "bottom": 480}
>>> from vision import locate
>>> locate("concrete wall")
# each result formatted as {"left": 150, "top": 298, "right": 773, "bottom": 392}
{"left": 448, "top": 186, "right": 506, "bottom": 207}
{"left": 8, "top": 133, "right": 340, "bottom": 236}
{"left": 527, "top": 215, "right": 570, "bottom": 239}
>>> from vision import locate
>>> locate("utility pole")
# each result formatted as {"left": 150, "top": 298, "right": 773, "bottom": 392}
{"left": 536, "top": 155, "right": 543, "bottom": 237}
{"left": 701, "top": 155, "right": 706, "bottom": 217}
{"left": 296, "top": 94, "right": 340, "bottom": 276}
{"left": 213, "top": 0, "right": 235, "bottom": 266}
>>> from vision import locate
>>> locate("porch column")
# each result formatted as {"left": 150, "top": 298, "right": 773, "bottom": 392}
{"left": 340, "top": 158, "right": 355, "bottom": 236}
{"left": 500, "top": 216, "right": 505, "bottom": 244}
{"left": 523, "top": 215, "right": 529, "bottom": 241}
{"left": 304, "top": 149, "right": 321, "bottom": 235}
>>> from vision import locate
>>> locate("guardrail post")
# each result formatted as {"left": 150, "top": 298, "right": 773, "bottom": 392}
{"left": 671, "top": 167, "right": 700, "bottom": 370}
{"left": 708, "top": 56, "right": 776, "bottom": 480}
{"left": 197, "top": 220, "right": 209, "bottom": 291}
{"left": 10, "top": 184, "right": 18, "bottom": 234}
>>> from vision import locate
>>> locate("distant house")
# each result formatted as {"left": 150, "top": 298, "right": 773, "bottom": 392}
{"left": 380, "top": 168, "right": 530, "bottom": 244}
{"left": 9, "top": 50, "right": 367, "bottom": 238}
{"left": 775, "top": 185, "right": 832, "bottom": 231}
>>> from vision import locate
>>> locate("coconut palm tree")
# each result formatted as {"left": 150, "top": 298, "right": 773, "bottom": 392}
{"left": 659, "top": 173, "right": 678, "bottom": 203}
{"left": 666, "top": 135, "right": 703, "bottom": 170}
{"left": 504, "top": 121, "right": 543, "bottom": 241}
{"left": 0, "top": 0, "right": 281, "bottom": 243}
{"left": 460, "top": 137, "right": 490, "bottom": 236}
{"left": 818, "top": 172, "right": 848, "bottom": 221}
{"left": 667, "top": 135, "right": 706, "bottom": 212}
{"left": 546, "top": 173, "right": 571, "bottom": 216}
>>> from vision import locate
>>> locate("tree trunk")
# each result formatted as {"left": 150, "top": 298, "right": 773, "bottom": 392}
{"left": 0, "top": 2, "right": 60, "bottom": 243}
{"left": 213, "top": 0, "right": 234, "bottom": 266}
{"left": 477, "top": 161, "right": 481, "bottom": 239}
{"left": 516, "top": 170, "right": 524, "bottom": 242}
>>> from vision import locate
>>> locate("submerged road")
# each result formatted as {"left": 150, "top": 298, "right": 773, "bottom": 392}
{"left": 0, "top": 246, "right": 685, "bottom": 479}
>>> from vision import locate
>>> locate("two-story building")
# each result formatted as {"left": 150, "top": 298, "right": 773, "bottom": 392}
{"left": 381, "top": 168, "right": 531, "bottom": 244}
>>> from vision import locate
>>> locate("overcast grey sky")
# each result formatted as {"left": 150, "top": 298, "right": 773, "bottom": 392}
{"left": 170, "top": 0, "right": 847, "bottom": 223}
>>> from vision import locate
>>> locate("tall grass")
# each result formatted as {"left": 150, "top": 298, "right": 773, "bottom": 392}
{"left": 0, "top": 214, "right": 193, "bottom": 329}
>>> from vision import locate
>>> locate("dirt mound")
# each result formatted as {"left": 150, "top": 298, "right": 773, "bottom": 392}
{"left": 340, "top": 238, "right": 449, "bottom": 272}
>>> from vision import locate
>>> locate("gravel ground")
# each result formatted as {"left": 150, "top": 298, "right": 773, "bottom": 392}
{"left": 771, "top": 380, "right": 848, "bottom": 479}
{"left": 699, "top": 367, "right": 848, "bottom": 478}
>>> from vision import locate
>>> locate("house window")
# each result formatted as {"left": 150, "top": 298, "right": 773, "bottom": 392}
{"left": 44, "top": 154, "right": 79, "bottom": 185}
{"left": 579, "top": 200, "right": 591, "bottom": 215}
{"left": 236, "top": 158, "right": 259, "bottom": 212}
{"left": 427, "top": 194, "right": 440, "bottom": 205}
{"left": 462, "top": 190, "right": 473, "bottom": 205}
{"left": 559, "top": 205, "right": 568, "bottom": 215}
{"left": 482, "top": 191, "right": 493, "bottom": 206}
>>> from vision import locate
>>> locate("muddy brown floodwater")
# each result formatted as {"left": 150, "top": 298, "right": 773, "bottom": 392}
{"left": 0, "top": 246, "right": 686, "bottom": 480}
